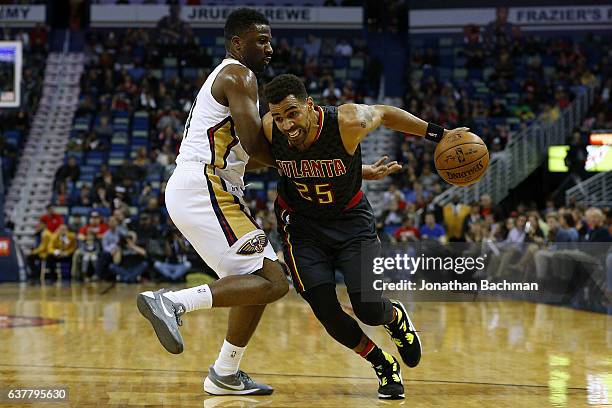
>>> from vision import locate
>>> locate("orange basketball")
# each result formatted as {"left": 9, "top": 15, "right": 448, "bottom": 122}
{"left": 434, "top": 131, "right": 489, "bottom": 186}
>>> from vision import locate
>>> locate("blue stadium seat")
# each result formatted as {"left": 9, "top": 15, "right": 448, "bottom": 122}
{"left": 70, "top": 206, "right": 93, "bottom": 216}
{"left": 128, "top": 67, "right": 146, "bottom": 81}
{"left": 4, "top": 130, "right": 21, "bottom": 146}
{"left": 95, "top": 207, "right": 112, "bottom": 218}
{"left": 112, "top": 110, "right": 129, "bottom": 118}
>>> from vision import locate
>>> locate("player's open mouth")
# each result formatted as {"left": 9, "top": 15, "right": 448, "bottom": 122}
{"left": 288, "top": 129, "right": 300, "bottom": 139}
{"left": 264, "top": 57, "right": 272, "bottom": 63}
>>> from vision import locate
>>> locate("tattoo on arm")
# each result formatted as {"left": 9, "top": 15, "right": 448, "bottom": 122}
{"left": 355, "top": 105, "right": 375, "bottom": 129}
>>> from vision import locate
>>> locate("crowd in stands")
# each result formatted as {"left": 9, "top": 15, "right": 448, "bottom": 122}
{"left": 377, "top": 188, "right": 611, "bottom": 245}
{"left": 0, "top": 24, "right": 48, "bottom": 195}
{"left": 27, "top": 8, "right": 370, "bottom": 282}
{"left": 396, "top": 7, "right": 611, "bottom": 197}
{"left": 20, "top": 9, "right": 611, "bottom": 286}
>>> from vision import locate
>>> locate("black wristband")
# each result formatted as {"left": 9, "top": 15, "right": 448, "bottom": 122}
{"left": 425, "top": 123, "right": 445, "bottom": 143}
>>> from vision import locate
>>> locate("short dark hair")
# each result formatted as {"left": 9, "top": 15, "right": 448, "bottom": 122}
{"left": 264, "top": 74, "right": 308, "bottom": 104}
{"left": 562, "top": 212, "right": 575, "bottom": 228}
{"left": 224, "top": 8, "right": 269, "bottom": 40}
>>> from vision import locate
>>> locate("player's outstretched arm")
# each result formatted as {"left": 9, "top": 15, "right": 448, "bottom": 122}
{"left": 338, "top": 103, "right": 468, "bottom": 154}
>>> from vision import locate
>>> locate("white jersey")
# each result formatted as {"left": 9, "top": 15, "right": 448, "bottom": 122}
{"left": 176, "top": 58, "right": 257, "bottom": 188}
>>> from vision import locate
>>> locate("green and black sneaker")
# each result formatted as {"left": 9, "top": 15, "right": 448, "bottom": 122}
{"left": 384, "top": 299, "right": 422, "bottom": 367}
{"left": 373, "top": 352, "right": 404, "bottom": 400}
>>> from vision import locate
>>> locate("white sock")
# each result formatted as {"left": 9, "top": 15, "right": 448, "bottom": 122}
{"left": 162, "top": 284, "right": 213, "bottom": 313}
{"left": 213, "top": 340, "right": 246, "bottom": 376}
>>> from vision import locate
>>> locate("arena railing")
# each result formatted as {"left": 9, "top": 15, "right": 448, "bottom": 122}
{"left": 565, "top": 171, "right": 612, "bottom": 207}
{"left": 433, "top": 85, "right": 595, "bottom": 206}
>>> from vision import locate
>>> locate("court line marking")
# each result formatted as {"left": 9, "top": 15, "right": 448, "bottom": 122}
{"left": 0, "top": 363, "right": 588, "bottom": 391}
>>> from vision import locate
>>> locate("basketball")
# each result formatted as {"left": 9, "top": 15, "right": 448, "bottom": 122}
{"left": 434, "top": 131, "right": 489, "bottom": 186}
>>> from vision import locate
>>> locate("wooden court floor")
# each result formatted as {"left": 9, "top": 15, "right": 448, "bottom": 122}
{"left": 0, "top": 282, "right": 609, "bottom": 407}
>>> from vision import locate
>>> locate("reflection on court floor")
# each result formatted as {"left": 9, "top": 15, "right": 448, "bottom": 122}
{"left": 0, "top": 283, "right": 609, "bottom": 407}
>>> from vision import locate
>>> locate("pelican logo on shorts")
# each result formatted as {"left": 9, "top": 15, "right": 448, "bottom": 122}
{"left": 237, "top": 234, "right": 268, "bottom": 255}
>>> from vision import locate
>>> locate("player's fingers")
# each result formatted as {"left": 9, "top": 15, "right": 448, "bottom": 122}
{"left": 373, "top": 156, "right": 388, "bottom": 167}
{"left": 388, "top": 163, "right": 402, "bottom": 173}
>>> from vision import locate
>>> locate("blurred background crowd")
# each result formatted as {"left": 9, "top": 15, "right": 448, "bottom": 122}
{"left": 1, "top": 4, "right": 609, "bottom": 287}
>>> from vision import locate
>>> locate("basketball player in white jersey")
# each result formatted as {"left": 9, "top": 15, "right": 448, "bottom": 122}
{"left": 137, "top": 9, "right": 287, "bottom": 395}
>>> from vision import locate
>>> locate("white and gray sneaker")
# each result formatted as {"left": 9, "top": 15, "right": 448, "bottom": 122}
{"left": 137, "top": 289, "right": 186, "bottom": 354}
{"left": 204, "top": 366, "right": 273, "bottom": 395}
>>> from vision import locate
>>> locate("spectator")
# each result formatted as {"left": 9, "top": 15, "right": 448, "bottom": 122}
{"left": 146, "top": 149, "right": 164, "bottom": 179}
{"left": 335, "top": 38, "right": 353, "bottom": 57}
{"left": 322, "top": 82, "right": 342, "bottom": 104}
{"left": 303, "top": 34, "right": 321, "bottom": 59}
{"left": 116, "top": 158, "right": 145, "bottom": 185}
{"left": 583, "top": 208, "right": 612, "bottom": 242}
{"left": 443, "top": 195, "right": 471, "bottom": 241}
{"left": 557, "top": 212, "right": 579, "bottom": 243}
{"left": 93, "top": 185, "right": 112, "bottom": 209}
{"left": 112, "top": 194, "right": 131, "bottom": 222}
{"left": 74, "top": 229, "right": 101, "bottom": 281}
{"left": 26, "top": 228, "right": 53, "bottom": 280}
{"left": 525, "top": 213, "right": 545, "bottom": 244}
{"left": 93, "top": 165, "right": 115, "bottom": 195}
{"left": 111, "top": 231, "right": 148, "bottom": 283}
{"left": 405, "top": 182, "right": 429, "bottom": 204}
{"left": 506, "top": 214, "right": 526, "bottom": 243}
{"left": 394, "top": 216, "right": 420, "bottom": 242}
{"left": 382, "top": 201, "right": 403, "bottom": 227}
{"left": 102, "top": 216, "right": 122, "bottom": 254}
{"left": 38, "top": 204, "right": 64, "bottom": 234}
{"left": 462, "top": 202, "right": 482, "bottom": 238}
{"left": 141, "top": 197, "right": 164, "bottom": 226}
{"left": 78, "top": 211, "right": 109, "bottom": 241}
{"left": 138, "top": 183, "right": 158, "bottom": 208}
{"left": 156, "top": 4, "right": 191, "bottom": 47}
{"left": 480, "top": 194, "right": 494, "bottom": 219}
{"left": 341, "top": 80, "right": 357, "bottom": 103}
{"left": 55, "top": 181, "right": 68, "bottom": 205}
{"left": 47, "top": 224, "right": 77, "bottom": 278}
{"left": 134, "top": 146, "right": 150, "bottom": 171}
{"left": 54, "top": 156, "right": 80, "bottom": 187}
{"left": 418, "top": 164, "right": 439, "bottom": 191}
{"left": 153, "top": 226, "right": 192, "bottom": 282}
{"left": 93, "top": 115, "right": 113, "bottom": 139}
{"left": 382, "top": 184, "right": 405, "bottom": 209}
{"left": 420, "top": 213, "right": 447, "bottom": 243}
{"left": 73, "top": 184, "right": 93, "bottom": 207}
{"left": 485, "top": 7, "right": 516, "bottom": 46}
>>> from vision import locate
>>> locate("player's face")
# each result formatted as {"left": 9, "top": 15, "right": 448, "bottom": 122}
{"left": 240, "top": 24, "right": 273, "bottom": 74}
{"left": 269, "top": 95, "right": 314, "bottom": 146}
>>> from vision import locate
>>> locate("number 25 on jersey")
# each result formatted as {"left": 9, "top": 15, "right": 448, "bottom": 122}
{"left": 293, "top": 181, "right": 335, "bottom": 204}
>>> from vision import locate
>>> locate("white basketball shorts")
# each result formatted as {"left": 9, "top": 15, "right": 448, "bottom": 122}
{"left": 165, "top": 161, "right": 277, "bottom": 278}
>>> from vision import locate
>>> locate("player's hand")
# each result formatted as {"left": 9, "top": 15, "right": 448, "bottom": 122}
{"left": 362, "top": 156, "right": 402, "bottom": 180}
{"left": 442, "top": 127, "right": 470, "bottom": 140}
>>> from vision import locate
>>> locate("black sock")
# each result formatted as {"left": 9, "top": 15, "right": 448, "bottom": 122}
{"left": 363, "top": 343, "right": 387, "bottom": 367}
